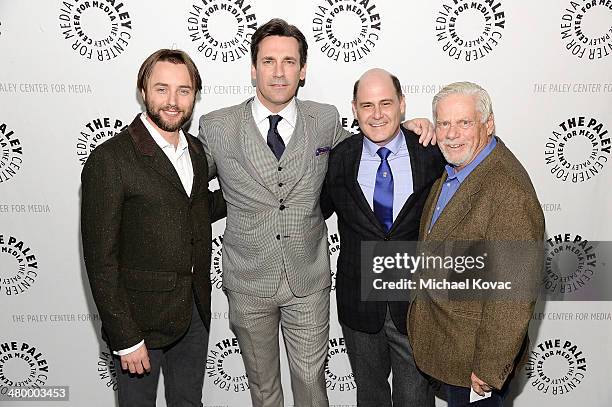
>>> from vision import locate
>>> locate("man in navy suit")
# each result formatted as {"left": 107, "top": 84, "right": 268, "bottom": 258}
{"left": 323, "top": 68, "right": 445, "bottom": 406}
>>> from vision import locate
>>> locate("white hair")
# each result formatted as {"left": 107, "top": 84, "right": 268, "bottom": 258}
{"left": 432, "top": 81, "right": 493, "bottom": 124}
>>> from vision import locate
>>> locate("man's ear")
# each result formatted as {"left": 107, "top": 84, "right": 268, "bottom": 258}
{"left": 299, "top": 63, "right": 307, "bottom": 81}
{"left": 486, "top": 113, "right": 495, "bottom": 136}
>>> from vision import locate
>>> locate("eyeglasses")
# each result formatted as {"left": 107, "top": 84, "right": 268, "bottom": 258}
{"left": 435, "top": 119, "right": 476, "bottom": 131}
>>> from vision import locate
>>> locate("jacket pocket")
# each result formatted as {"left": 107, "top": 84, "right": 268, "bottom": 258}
{"left": 122, "top": 269, "right": 177, "bottom": 292}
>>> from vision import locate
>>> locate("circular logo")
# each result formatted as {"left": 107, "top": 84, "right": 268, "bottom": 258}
{"left": 76, "top": 117, "right": 126, "bottom": 165}
{"left": 0, "top": 235, "right": 38, "bottom": 296}
{"left": 561, "top": 1, "right": 612, "bottom": 60}
{"left": 328, "top": 232, "right": 340, "bottom": 291}
{"left": 544, "top": 116, "right": 610, "bottom": 183}
{"left": 186, "top": 0, "right": 257, "bottom": 62}
{"left": 97, "top": 351, "right": 118, "bottom": 391}
{"left": 205, "top": 337, "right": 249, "bottom": 392}
{"left": 210, "top": 235, "right": 224, "bottom": 290}
{"left": 58, "top": 0, "right": 133, "bottom": 61}
{"left": 325, "top": 337, "right": 355, "bottom": 392}
{"left": 0, "top": 341, "right": 49, "bottom": 387}
{"left": 0, "top": 122, "right": 23, "bottom": 184}
{"left": 542, "top": 233, "right": 597, "bottom": 295}
{"left": 312, "top": 0, "right": 382, "bottom": 62}
{"left": 525, "top": 338, "right": 588, "bottom": 396}
{"left": 434, "top": 0, "right": 506, "bottom": 62}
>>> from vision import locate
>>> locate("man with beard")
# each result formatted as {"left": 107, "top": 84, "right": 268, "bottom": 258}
{"left": 81, "top": 49, "right": 225, "bottom": 407}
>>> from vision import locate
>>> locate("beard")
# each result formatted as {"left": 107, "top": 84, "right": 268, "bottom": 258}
{"left": 145, "top": 99, "right": 194, "bottom": 133}
{"left": 439, "top": 143, "right": 473, "bottom": 168}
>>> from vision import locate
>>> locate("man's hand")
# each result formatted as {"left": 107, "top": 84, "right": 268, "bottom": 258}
{"left": 403, "top": 118, "right": 436, "bottom": 146}
{"left": 120, "top": 343, "right": 151, "bottom": 375}
{"left": 470, "top": 372, "right": 492, "bottom": 396}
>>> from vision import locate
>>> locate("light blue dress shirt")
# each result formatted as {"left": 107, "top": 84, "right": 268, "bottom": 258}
{"left": 358, "top": 130, "right": 413, "bottom": 222}
{"left": 429, "top": 137, "right": 497, "bottom": 231}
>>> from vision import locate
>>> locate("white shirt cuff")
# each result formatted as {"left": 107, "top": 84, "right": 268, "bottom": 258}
{"left": 113, "top": 340, "right": 144, "bottom": 356}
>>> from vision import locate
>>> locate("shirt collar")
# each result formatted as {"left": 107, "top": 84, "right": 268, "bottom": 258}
{"left": 252, "top": 94, "right": 297, "bottom": 129}
{"left": 140, "top": 113, "right": 188, "bottom": 152}
{"left": 362, "top": 128, "right": 405, "bottom": 157}
{"left": 445, "top": 136, "right": 497, "bottom": 183}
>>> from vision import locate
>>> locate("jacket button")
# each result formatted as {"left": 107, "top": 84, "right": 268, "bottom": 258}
{"left": 190, "top": 238, "right": 194, "bottom": 245}
{"left": 383, "top": 237, "right": 390, "bottom": 241}
{"left": 279, "top": 205, "right": 286, "bottom": 210}
{"left": 278, "top": 182, "right": 284, "bottom": 187}
{"left": 276, "top": 234, "right": 281, "bottom": 240}
{"left": 278, "top": 166, "right": 282, "bottom": 171}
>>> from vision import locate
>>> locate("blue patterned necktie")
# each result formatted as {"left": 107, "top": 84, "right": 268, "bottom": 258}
{"left": 267, "top": 115, "right": 285, "bottom": 160}
{"left": 373, "top": 147, "right": 394, "bottom": 232}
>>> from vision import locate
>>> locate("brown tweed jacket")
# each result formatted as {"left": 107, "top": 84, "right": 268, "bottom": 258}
{"left": 407, "top": 137, "right": 545, "bottom": 390}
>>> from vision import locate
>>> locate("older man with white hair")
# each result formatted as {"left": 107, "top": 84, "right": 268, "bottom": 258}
{"left": 408, "top": 82, "right": 544, "bottom": 406}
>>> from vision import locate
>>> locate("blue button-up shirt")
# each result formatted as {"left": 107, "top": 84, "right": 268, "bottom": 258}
{"left": 429, "top": 137, "right": 497, "bottom": 231}
{"left": 358, "top": 130, "right": 413, "bottom": 222}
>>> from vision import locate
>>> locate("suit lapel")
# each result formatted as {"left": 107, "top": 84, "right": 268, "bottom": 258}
{"left": 128, "top": 115, "right": 187, "bottom": 197}
{"left": 389, "top": 128, "right": 425, "bottom": 232}
{"left": 187, "top": 134, "right": 205, "bottom": 198}
{"left": 279, "top": 100, "right": 309, "bottom": 193}
{"left": 240, "top": 99, "right": 279, "bottom": 192}
{"left": 426, "top": 170, "right": 483, "bottom": 242}
{"left": 346, "top": 134, "right": 385, "bottom": 232}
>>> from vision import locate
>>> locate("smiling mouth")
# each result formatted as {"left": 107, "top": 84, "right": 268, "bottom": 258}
{"left": 369, "top": 122, "right": 387, "bottom": 127}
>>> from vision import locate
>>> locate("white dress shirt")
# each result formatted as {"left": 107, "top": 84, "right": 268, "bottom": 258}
{"left": 114, "top": 113, "right": 194, "bottom": 356}
{"left": 251, "top": 94, "right": 297, "bottom": 145}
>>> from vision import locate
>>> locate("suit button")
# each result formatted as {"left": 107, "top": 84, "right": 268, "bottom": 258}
{"left": 279, "top": 205, "right": 285, "bottom": 211}
{"left": 278, "top": 166, "right": 282, "bottom": 171}
{"left": 276, "top": 234, "right": 281, "bottom": 240}
{"left": 383, "top": 237, "right": 390, "bottom": 241}
{"left": 190, "top": 238, "right": 194, "bottom": 245}
{"left": 278, "top": 182, "right": 284, "bottom": 187}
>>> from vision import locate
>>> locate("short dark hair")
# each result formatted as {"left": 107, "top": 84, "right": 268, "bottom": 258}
{"left": 353, "top": 73, "right": 403, "bottom": 101}
{"left": 137, "top": 49, "right": 202, "bottom": 93}
{"left": 250, "top": 18, "right": 308, "bottom": 67}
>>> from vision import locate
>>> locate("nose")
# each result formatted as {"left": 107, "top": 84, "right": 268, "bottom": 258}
{"left": 373, "top": 104, "right": 383, "bottom": 119}
{"left": 445, "top": 124, "right": 458, "bottom": 140}
{"left": 167, "top": 88, "right": 178, "bottom": 106}
{"left": 273, "top": 63, "right": 284, "bottom": 78}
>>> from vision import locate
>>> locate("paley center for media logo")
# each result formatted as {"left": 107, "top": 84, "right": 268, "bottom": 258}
{"left": 312, "top": 0, "right": 382, "bottom": 62}
{"left": 435, "top": 0, "right": 506, "bottom": 62}
{"left": 0, "top": 122, "right": 23, "bottom": 183}
{"left": 544, "top": 115, "right": 610, "bottom": 183}
{"left": 560, "top": 0, "right": 612, "bottom": 60}
{"left": 186, "top": 0, "right": 257, "bottom": 62}
{"left": 58, "top": 0, "right": 133, "bottom": 61}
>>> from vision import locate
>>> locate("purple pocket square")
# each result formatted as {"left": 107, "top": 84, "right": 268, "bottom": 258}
{"left": 315, "top": 146, "right": 331, "bottom": 156}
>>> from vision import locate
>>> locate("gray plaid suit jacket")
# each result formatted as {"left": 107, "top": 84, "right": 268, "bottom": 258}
{"left": 199, "top": 97, "right": 348, "bottom": 297}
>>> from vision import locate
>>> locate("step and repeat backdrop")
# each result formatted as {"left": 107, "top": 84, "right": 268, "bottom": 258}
{"left": 1, "top": 0, "right": 611, "bottom": 406}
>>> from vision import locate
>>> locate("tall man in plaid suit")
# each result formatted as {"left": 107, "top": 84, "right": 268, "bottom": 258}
{"left": 198, "top": 19, "right": 433, "bottom": 407}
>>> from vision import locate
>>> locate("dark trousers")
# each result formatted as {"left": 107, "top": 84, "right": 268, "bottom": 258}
{"left": 341, "top": 307, "right": 434, "bottom": 407}
{"left": 446, "top": 380, "right": 510, "bottom": 407}
{"left": 114, "top": 302, "right": 208, "bottom": 407}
